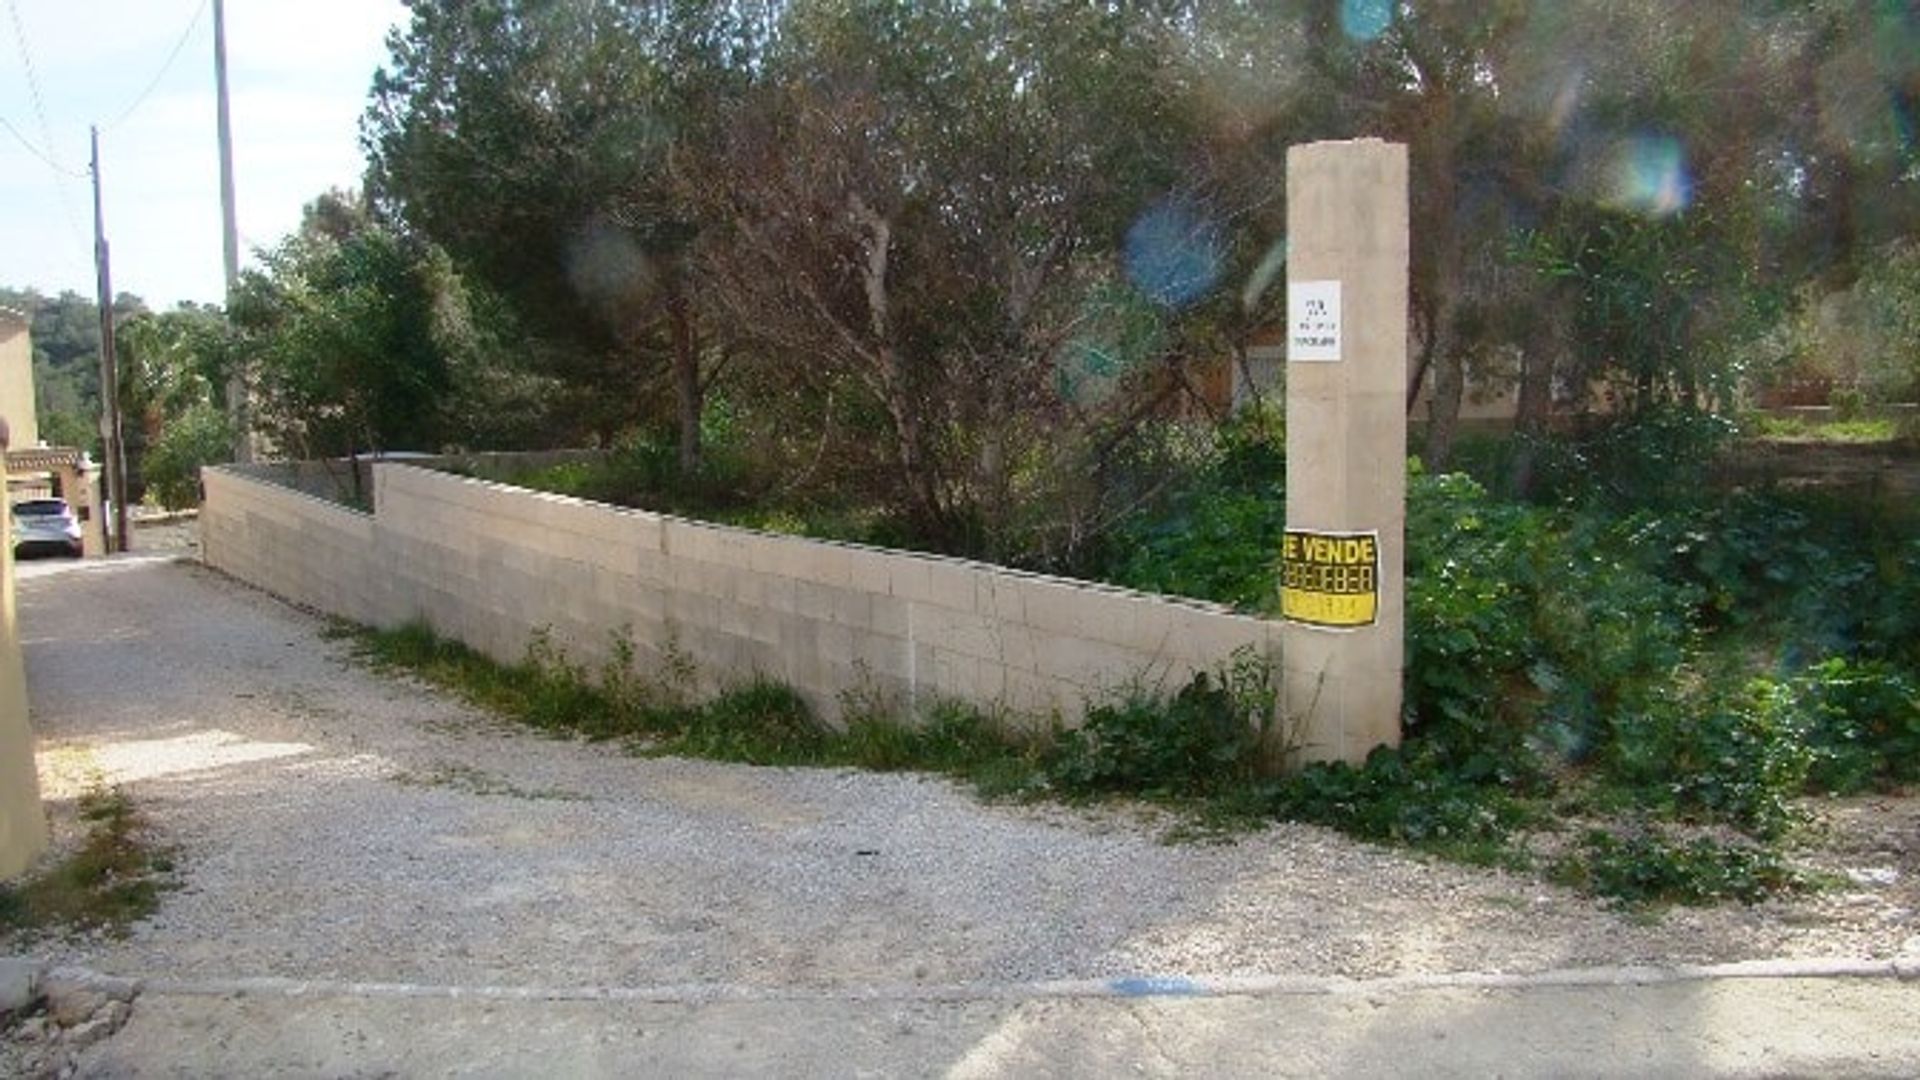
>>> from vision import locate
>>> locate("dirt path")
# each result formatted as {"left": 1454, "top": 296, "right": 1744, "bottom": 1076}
{"left": 4, "top": 556, "right": 1919, "bottom": 1076}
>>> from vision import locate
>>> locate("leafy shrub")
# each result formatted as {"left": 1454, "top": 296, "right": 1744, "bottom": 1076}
{"left": 1046, "top": 649, "right": 1277, "bottom": 798}
{"left": 1401, "top": 468, "right": 1537, "bottom": 743}
{"left": 141, "top": 402, "right": 233, "bottom": 509}
{"left": 1524, "top": 405, "right": 1739, "bottom": 507}
{"left": 1790, "top": 658, "right": 1920, "bottom": 794}
{"left": 1603, "top": 681, "right": 1811, "bottom": 837}
{"left": 1551, "top": 828, "right": 1800, "bottom": 907}
{"left": 1266, "top": 743, "right": 1531, "bottom": 860}
{"left": 1105, "top": 413, "right": 1286, "bottom": 610}
{"left": 674, "top": 679, "right": 824, "bottom": 762}
{"left": 1403, "top": 468, "right": 1694, "bottom": 782}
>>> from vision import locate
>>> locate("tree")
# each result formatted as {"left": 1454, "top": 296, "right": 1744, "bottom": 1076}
{"left": 688, "top": 1, "right": 1211, "bottom": 555}
{"left": 364, "top": 0, "right": 760, "bottom": 469}
{"left": 0, "top": 287, "right": 148, "bottom": 453}
{"left": 231, "top": 192, "right": 469, "bottom": 467}
{"left": 116, "top": 304, "right": 235, "bottom": 504}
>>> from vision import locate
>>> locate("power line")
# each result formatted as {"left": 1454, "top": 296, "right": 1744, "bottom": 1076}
{"left": 0, "top": 108, "right": 84, "bottom": 177}
{"left": 105, "top": 0, "right": 211, "bottom": 132}
{"left": 4, "top": 0, "right": 59, "bottom": 157}
{"left": 4, "top": 0, "right": 89, "bottom": 250}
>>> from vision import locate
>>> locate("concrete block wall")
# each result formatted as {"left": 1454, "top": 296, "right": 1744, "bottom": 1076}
{"left": 204, "top": 461, "right": 1327, "bottom": 752}
{"left": 201, "top": 469, "right": 385, "bottom": 625}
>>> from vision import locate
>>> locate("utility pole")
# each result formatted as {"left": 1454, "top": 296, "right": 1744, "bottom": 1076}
{"left": 89, "top": 127, "right": 132, "bottom": 554}
{"left": 214, "top": 0, "right": 252, "bottom": 462}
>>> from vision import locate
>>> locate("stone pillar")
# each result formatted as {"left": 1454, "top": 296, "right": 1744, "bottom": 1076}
{"left": 0, "top": 433, "right": 48, "bottom": 878}
{"left": 80, "top": 461, "right": 107, "bottom": 558}
{"left": 1282, "top": 139, "right": 1408, "bottom": 763}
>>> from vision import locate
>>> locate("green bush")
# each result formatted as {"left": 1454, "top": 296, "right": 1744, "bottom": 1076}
{"left": 1266, "top": 743, "right": 1532, "bottom": 860}
{"left": 1105, "top": 412, "right": 1286, "bottom": 610}
{"left": 1524, "top": 405, "right": 1739, "bottom": 507}
{"left": 1791, "top": 658, "right": 1920, "bottom": 794}
{"left": 1401, "top": 468, "right": 1538, "bottom": 744}
{"left": 1045, "top": 649, "right": 1277, "bottom": 799}
{"left": 1604, "top": 681, "right": 1811, "bottom": 836}
{"left": 675, "top": 680, "right": 824, "bottom": 762}
{"left": 141, "top": 402, "right": 233, "bottom": 510}
{"left": 1551, "top": 828, "right": 1800, "bottom": 907}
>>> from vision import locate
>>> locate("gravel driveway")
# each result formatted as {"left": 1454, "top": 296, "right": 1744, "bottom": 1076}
{"left": 9, "top": 556, "right": 1918, "bottom": 997}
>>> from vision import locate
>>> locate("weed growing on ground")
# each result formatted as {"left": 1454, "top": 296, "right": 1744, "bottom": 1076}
{"left": 391, "top": 761, "right": 589, "bottom": 801}
{"left": 1044, "top": 647, "right": 1280, "bottom": 799}
{"left": 351, "top": 622, "right": 1048, "bottom": 794}
{"left": 0, "top": 786, "right": 177, "bottom": 938}
{"left": 1549, "top": 827, "right": 1806, "bottom": 908}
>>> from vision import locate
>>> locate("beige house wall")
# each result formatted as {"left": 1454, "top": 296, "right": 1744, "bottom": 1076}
{"left": 0, "top": 311, "right": 39, "bottom": 450}
{"left": 0, "top": 459, "right": 49, "bottom": 879}
{"left": 201, "top": 463, "right": 1347, "bottom": 756}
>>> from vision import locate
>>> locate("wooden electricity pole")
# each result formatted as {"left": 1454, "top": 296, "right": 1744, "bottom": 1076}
{"left": 214, "top": 0, "right": 252, "bottom": 462}
{"left": 89, "top": 126, "right": 131, "bottom": 553}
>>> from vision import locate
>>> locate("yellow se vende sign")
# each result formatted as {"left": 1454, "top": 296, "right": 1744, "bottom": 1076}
{"left": 1280, "top": 529, "right": 1379, "bottom": 629}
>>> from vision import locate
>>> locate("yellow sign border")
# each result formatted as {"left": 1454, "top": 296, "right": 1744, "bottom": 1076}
{"left": 1280, "top": 528, "right": 1379, "bottom": 630}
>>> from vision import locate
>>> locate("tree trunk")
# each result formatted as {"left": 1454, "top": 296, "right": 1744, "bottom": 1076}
{"left": 850, "top": 193, "right": 945, "bottom": 537}
{"left": 1423, "top": 340, "right": 1465, "bottom": 471}
{"left": 667, "top": 288, "right": 702, "bottom": 477}
{"left": 1508, "top": 342, "right": 1556, "bottom": 498}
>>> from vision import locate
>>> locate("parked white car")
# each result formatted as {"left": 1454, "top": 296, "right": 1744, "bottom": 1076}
{"left": 12, "top": 498, "right": 84, "bottom": 558}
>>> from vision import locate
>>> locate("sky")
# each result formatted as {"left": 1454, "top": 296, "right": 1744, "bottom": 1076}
{"left": 2, "top": 0, "right": 408, "bottom": 309}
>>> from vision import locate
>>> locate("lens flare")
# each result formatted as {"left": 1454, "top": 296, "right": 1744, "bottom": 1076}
{"left": 1060, "top": 284, "right": 1166, "bottom": 405}
{"left": 1341, "top": 0, "right": 1393, "bottom": 42}
{"left": 1124, "top": 199, "right": 1223, "bottom": 310}
{"left": 1242, "top": 238, "right": 1288, "bottom": 312}
{"left": 1604, "top": 135, "right": 1691, "bottom": 218}
{"left": 566, "top": 219, "right": 654, "bottom": 310}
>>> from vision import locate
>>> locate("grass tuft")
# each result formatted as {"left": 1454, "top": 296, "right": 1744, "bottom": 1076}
{"left": 0, "top": 785, "right": 178, "bottom": 938}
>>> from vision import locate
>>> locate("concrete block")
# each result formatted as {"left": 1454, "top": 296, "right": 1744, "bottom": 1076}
{"left": 817, "top": 622, "right": 855, "bottom": 668}
{"left": 976, "top": 575, "right": 1026, "bottom": 623}
{"left": 743, "top": 605, "right": 782, "bottom": 646}
{"left": 921, "top": 559, "right": 978, "bottom": 613}
{"left": 929, "top": 647, "right": 981, "bottom": 700}
{"left": 633, "top": 549, "right": 670, "bottom": 587}
{"left": 844, "top": 547, "right": 899, "bottom": 598}
{"left": 968, "top": 657, "right": 1010, "bottom": 702}
{"left": 661, "top": 521, "right": 714, "bottom": 564}
{"left": 914, "top": 607, "right": 1002, "bottom": 663}
{"left": 851, "top": 632, "right": 913, "bottom": 682}
{"left": 625, "top": 513, "right": 665, "bottom": 555}
{"left": 832, "top": 588, "right": 872, "bottom": 630}
{"left": 1021, "top": 580, "right": 1104, "bottom": 638}
{"left": 1032, "top": 635, "right": 1147, "bottom": 691}
{"left": 792, "top": 580, "right": 841, "bottom": 621}
{"left": 670, "top": 590, "right": 726, "bottom": 633}
{"left": 795, "top": 543, "right": 855, "bottom": 589}
{"left": 1004, "top": 669, "right": 1074, "bottom": 721}
{"left": 685, "top": 560, "right": 734, "bottom": 604}
{"left": 887, "top": 559, "right": 932, "bottom": 605}
{"left": 870, "top": 596, "right": 912, "bottom": 640}
{"left": 760, "top": 576, "right": 799, "bottom": 616}
{"left": 776, "top": 612, "right": 818, "bottom": 660}
{"left": 731, "top": 570, "right": 768, "bottom": 610}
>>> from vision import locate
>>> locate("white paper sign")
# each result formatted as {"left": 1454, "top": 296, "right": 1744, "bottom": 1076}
{"left": 1288, "top": 280, "right": 1342, "bottom": 362}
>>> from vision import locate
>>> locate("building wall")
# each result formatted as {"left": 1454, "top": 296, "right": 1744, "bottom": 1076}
{"left": 0, "top": 312, "right": 39, "bottom": 450}
{"left": 0, "top": 458, "right": 49, "bottom": 879}
{"left": 200, "top": 462, "right": 1357, "bottom": 758}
